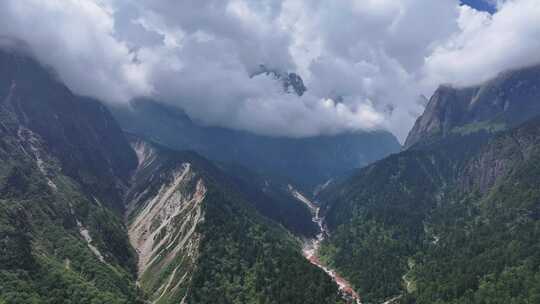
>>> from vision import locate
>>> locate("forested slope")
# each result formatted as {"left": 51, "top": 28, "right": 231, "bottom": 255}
{"left": 0, "top": 48, "right": 141, "bottom": 303}
{"left": 319, "top": 66, "right": 540, "bottom": 303}
{"left": 0, "top": 47, "right": 346, "bottom": 304}
{"left": 126, "top": 139, "right": 344, "bottom": 304}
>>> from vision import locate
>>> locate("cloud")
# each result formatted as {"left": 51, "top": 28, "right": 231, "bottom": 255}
{"left": 0, "top": 0, "right": 539, "bottom": 141}
{"left": 281, "top": 0, "right": 460, "bottom": 139}
{"left": 0, "top": 0, "right": 153, "bottom": 102}
{"left": 422, "top": 0, "right": 540, "bottom": 89}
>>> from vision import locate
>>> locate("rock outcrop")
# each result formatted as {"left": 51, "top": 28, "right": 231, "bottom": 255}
{"left": 405, "top": 64, "right": 540, "bottom": 149}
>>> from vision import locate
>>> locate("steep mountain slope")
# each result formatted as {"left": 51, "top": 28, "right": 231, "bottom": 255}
{"left": 407, "top": 117, "right": 540, "bottom": 304}
{"left": 125, "top": 139, "right": 345, "bottom": 304}
{"left": 125, "top": 133, "right": 318, "bottom": 238}
{"left": 0, "top": 45, "right": 353, "bottom": 304}
{"left": 0, "top": 47, "right": 137, "bottom": 211}
{"left": 217, "top": 162, "right": 319, "bottom": 237}
{"left": 110, "top": 98, "right": 400, "bottom": 189}
{"left": 0, "top": 48, "right": 141, "bottom": 302}
{"left": 318, "top": 148, "right": 455, "bottom": 302}
{"left": 318, "top": 64, "right": 540, "bottom": 303}
{"left": 405, "top": 64, "right": 540, "bottom": 149}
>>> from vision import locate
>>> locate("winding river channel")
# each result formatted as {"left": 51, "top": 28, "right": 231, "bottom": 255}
{"left": 289, "top": 186, "right": 362, "bottom": 304}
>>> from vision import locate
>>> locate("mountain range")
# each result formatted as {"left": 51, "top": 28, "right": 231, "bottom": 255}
{"left": 0, "top": 48, "right": 344, "bottom": 304}
{"left": 108, "top": 97, "right": 400, "bottom": 190}
{"left": 1, "top": 43, "right": 540, "bottom": 304}
{"left": 317, "top": 65, "right": 540, "bottom": 303}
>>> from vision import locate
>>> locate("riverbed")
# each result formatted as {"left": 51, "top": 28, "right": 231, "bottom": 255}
{"left": 289, "top": 186, "right": 362, "bottom": 304}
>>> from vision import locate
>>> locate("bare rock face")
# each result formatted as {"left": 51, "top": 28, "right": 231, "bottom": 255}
{"left": 251, "top": 64, "right": 307, "bottom": 96}
{"left": 405, "top": 64, "right": 540, "bottom": 149}
{"left": 124, "top": 138, "right": 347, "bottom": 304}
{"left": 404, "top": 85, "right": 476, "bottom": 148}
{"left": 126, "top": 140, "right": 207, "bottom": 302}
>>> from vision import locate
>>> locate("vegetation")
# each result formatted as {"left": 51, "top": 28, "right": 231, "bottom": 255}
{"left": 0, "top": 161, "right": 142, "bottom": 303}
{"left": 188, "top": 175, "right": 344, "bottom": 304}
{"left": 7, "top": 45, "right": 540, "bottom": 304}
{"left": 451, "top": 121, "right": 506, "bottom": 135}
{"left": 318, "top": 149, "right": 453, "bottom": 302}
{"left": 219, "top": 162, "right": 318, "bottom": 237}
{"left": 407, "top": 142, "right": 540, "bottom": 304}
{"left": 319, "top": 118, "right": 540, "bottom": 303}
{"left": 0, "top": 49, "right": 346, "bottom": 304}
{"left": 0, "top": 73, "right": 140, "bottom": 302}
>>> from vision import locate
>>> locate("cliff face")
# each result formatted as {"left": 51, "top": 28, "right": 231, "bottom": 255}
{"left": 405, "top": 64, "right": 540, "bottom": 149}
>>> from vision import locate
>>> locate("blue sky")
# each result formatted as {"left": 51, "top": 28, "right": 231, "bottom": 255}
{"left": 461, "top": 0, "right": 497, "bottom": 13}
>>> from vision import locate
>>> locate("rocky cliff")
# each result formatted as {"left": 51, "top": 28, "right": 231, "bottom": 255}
{"left": 405, "top": 64, "right": 540, "bottom": 149}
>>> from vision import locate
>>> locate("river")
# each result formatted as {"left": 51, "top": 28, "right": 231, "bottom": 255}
{"left": 289, "top": 186, "right": 362, "bottom": 304}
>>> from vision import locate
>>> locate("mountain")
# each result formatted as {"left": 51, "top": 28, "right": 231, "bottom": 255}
{"left": 0, "top": 47, "right": 345, "bottom": 303}
{"left": 0, "top": 47, "right": 141, "bottom": 303}
{"left": 110, "top": 98, "right": 401, "bottom": 189}
{"left": 251, "top": 64, "right": 307, "bottom": 96}
{"left": 125, "top": 138, "right": 343, "bottom": 303}
{"left": 8, "top": 37, "right": 540, "bottom": 304}
{"left": 0, "top": 48, "right": 138, "bottom": 211}
{"left": 316, "top": 64, "right": 540, "bottom": 303}
{"left": 215, "top": 161, "right": 319, "bottom": 237}
{"left": 405, "top": 64, "right": 540, "bottom": 149}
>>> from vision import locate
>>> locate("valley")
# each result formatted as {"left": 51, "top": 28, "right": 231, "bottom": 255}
{"left": 2, "top": 24, "right": 540, "bottom": 304}
{"left": 0, "top": 49, "right": 346, "bottom": 304}
{"left": 290, "top": 186, "right": 362, "bottom": 304}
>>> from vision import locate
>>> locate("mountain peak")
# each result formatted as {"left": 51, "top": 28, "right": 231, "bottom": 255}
{"left": 404, "top": 63, "right": 540, "bottom": 149}
{"left": 251, "top": 64, "right": 307, "bottom": 96}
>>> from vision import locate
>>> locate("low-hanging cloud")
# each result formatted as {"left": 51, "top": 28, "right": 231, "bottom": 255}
{"left": 0, "top": 0, "right": 539, "bottom": 141}
{"left": 0, "top": 0, "right": 153, "bottom": 102}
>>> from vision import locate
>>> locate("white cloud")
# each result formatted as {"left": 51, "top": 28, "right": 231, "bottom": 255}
{"left": 422, "top": 0, "right": 540, "bottom": 90}
{"left": 0, "top": 0, "right": 153, "bottom": 102}
{"left": 1, "top": 0, "right": 539, "bottom": 141}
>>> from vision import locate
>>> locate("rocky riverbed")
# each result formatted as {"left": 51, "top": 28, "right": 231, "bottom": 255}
{"left": 289, "top": 186, "right": 362, "bottom": 304}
